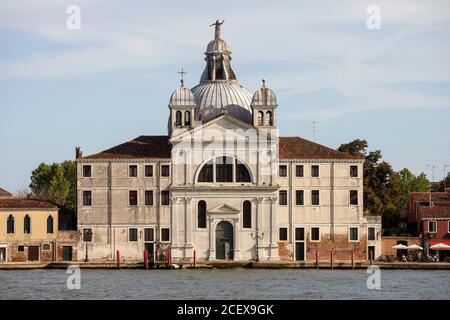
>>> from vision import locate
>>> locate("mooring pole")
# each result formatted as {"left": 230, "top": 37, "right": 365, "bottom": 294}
{"left": 316, "top": 249, "right": 319, "bottom": 269}
{"left": 193, "top": 250, "right": 196, "bottom": 269}
{"left": 144, "top": 250, "right": 149, "bottom": 270}
{"left": 168, "top": 249, "right": 172, "bottom": 268}
{"left": 330, "top": 251, "right": 333, "bottom": 270}
{"left": 351, "top": 250, "right": 354, "bottom": 269}
{"left": 116, "top": 250, "right": 120, "bottom": 269}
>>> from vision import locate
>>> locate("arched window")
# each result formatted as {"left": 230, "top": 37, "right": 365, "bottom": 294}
{"left": 216, "top": 156, "right": 233, "bottom": 182}
{"left": 198, "top": 200, "right": 207, "bottom": 229}
{"left": 236, "top": 160, "right": 251, "bottom": 182}
{"left": 198, "top": 160, "right": 213, "bottom": 182}
{"left": 24, "top": 215, "right": 31, "bottom": 234}
{"left": 265, "top": 111, "right": 273, "bottom": 126}
{"left": 7, "top": 215, "right": 14, "bottom": 234}
{"left": 47, "top": 215, "right": 54, "bottom": 234}
{"left": 184, "top": 111, "right": 191, "bottom": 126}
{"left": 197, "top": 156, "right": 252, "bottom": 183}
{"left": 175, "top": 111, "right": 182, "bottom": 126}
{"left": 257, "top": 111, "right": 263, "bottom": 126}
{"left": 42, "top": 243, "right": 51, "bottom": 251}
{"left": 243, "top": 201, "right": 251, "bottom": 228}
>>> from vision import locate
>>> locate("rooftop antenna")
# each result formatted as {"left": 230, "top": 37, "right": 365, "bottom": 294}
{"left": 178, "top": 67, "right": 187, "bottom": 87}
{"left": 432, "top": 165, "right": 437, "bottom": 182}
{"left": 312, "top": 121, "right": 320, "bottom": 142}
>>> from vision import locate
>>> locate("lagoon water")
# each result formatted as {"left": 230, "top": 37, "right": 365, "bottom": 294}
{"left": 0, "top": 269, "right": 449, "bottom": 300}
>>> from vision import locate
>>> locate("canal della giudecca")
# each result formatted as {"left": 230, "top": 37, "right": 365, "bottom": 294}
{"left": 0, "top": 269, "right": 449, "bottom": 300}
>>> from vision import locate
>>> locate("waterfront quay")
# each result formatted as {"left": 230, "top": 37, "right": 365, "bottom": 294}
{"left": 1, "top": 260, "right": 449, "bottom": 270}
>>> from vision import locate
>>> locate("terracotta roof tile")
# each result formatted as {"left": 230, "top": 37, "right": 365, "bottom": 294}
{"left": 0, "top": 188, "right": 12, "bottom": 198}
{"left": 80, "top": 135, "right": 361, "bottom": 161}
{"left": 419, "top": 204, "right": 450, "bottom": 219}
{"left": 82, "top": 136, "right": 172, "bottom": 160}
{"left": 279, "top": 136, "right": 362, "bottom": 160}
{"left": 0, "top": 199, "right": 58, "bottom": 209}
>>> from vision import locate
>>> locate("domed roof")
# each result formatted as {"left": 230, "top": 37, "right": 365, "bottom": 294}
{"left": 206, "top": 38, "right": 231, "bottom": 54}
{"left": 251, "top": 80, "right": 277, "bottom": 107}
{"left": 169, "top": 82, "right": 196, "bottom": 107}
{"left": 191, "top": 81, "right": 253, "bottom": 123}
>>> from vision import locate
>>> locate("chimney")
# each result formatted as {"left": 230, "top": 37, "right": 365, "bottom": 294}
{"left": 75, "top": 147, "right": 82, "bottom": 159}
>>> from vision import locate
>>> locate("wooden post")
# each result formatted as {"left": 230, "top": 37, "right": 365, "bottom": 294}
{"left": 316, "top": 249, "right": 319, "bottom": 269}
{"left": 116, "top": 250, "right": 120, "bottom": 269}
{"left": 352, "top": 250, "right": 355, "bottom": 269}
{"left": 144, "top": 250, "right": 149, "bottom": 270}
{"left": 168, "top": 249, "right": 172, "bottom": 268}
{"left": 193, "top": 250, "right": 196, "bottom": 269}
{"left": 330, "top": 250, "right": 333, "bottom": 270}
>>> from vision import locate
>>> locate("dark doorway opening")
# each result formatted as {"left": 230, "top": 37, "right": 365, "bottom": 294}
{"left": 216, "top": 221, "right": 233, "bottom": 260}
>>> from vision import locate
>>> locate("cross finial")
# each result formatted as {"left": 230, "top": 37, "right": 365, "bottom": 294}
{"left": 178, "top": 68, "right": 187, "bottom": 87}
{"left": 210, "top": 19, "right": 225, "bottom": 40}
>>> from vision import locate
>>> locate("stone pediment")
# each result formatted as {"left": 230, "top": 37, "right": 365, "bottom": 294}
{"left": 208, "top": 203, "right": 240, "bottom": 214}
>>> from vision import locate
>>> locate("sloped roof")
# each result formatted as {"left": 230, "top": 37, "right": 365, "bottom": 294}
{"left": 419, "top": 204, "right": 450, "bottom": 219}
{"left": 0, "top": 188, "right": 12, "bottom": 198}
{"left": 80, "top": 135, "right": 360, "bottom": 160}
{"left": 279, "top": 136, "right": 362, "bottom": 160}
{"left": 0, "top": 199, "right": 57, "bottom": 209}
{"left": 81, "top": 136, "right": 172, "bottom": 160}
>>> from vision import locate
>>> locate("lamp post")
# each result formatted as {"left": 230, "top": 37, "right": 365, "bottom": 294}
{"left": 250, "top": 228, "right": 264, "bottom": 262}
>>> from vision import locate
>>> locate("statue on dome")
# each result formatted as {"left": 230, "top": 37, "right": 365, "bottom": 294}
{"left": 210, "top": 19, "right": 225, "bottom": 40}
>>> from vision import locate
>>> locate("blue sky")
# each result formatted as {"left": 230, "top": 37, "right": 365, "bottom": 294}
{"left": 1, "top": 0, "right": 449, "bottom": 194}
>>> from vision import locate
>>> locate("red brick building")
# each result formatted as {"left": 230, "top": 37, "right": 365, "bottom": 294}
{"left": 406, "top": 188, "right": 450, "bottom": 252}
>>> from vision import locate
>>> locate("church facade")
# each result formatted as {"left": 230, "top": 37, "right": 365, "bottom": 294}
{"left": 76, "top": 22, "right": 381, "bottom": 263}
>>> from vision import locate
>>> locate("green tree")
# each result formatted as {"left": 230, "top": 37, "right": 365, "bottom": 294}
{"left": 30, "top": 161, "right": 76, "bottom": 210}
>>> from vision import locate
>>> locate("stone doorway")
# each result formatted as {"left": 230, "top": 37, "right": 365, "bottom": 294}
{"left": 216, "top": 221, "right": 233, "bottom": 260}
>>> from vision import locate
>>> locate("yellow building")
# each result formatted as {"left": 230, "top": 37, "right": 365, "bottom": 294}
{"left": 0, "top": 198, "right": 58, "bottom": 262}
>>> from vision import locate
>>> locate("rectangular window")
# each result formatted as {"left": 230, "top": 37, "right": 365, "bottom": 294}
{"left": 428, "top": 221, "right": 437, "bottom": 233}
{"left": 129, "top": 228, "right": 138, "bottom": 241}
{"left": 311, "top": 227, "right": 320, "bottom": 241}
{"left": 83, "top": 165, "right": 91, "bottom": 177}
{"left": 350, "top": 190, "right": 358, "bottom": 205}
{"left": 279, "top": 228, "right": 288, "bottom": 241}
{"left": 311, "top": 165, "right": 319, "bottom": 177}
{"left": 279, "top": 165, "right": 287, "bottom": 177}
{"left": 83, "top": 191, "right": 92, "bottom": 206}
{"left": 129, "top": 190, "right": 138, "bottom": 206}
{"left": 296, "top": 190, "right": 304, "bottom": 205}
{"left": 161, "top": 228, "right": 170, "bottom": 242}
{"left": 295, "top": 228, "right": 304, "bottom": 241}
{"left": 129, "top": 165, "right": 138, "bottom": 177}
{"left": 350, "top": 165, "right": 358, "bottom": 177}
{"left": 144, "top": 228, "right": 154, "bottom": 242}
{"left": 161, "top": 190, "right": 170, "bottom": 205}
{"left": 161, "top": 165, "right": 170, "bottom": 177}
{"left": 17, "top": 245, "right": 24, "bottom": 252}
{"left": 349, "top": 227, "right": 359, "bottom": 241}
{"left": 83, "top": 229, "right": 92, "bottom": 242}
{"left": 368, "top": 227, "right": 376, "bottom": 241}
{"left": 311, "top": 190, "right": 320, "bottom": 205}
{"left": 145, "top": 190, "right": 153, "bottom": 206}
{"left": 279, "top": 190, "right": 288, "bottom": 205}
{"left": 295, "top": 165, "right": 304, "bottom": 177}
{"left": 145, "top": 165, "right": 153, "bottom": 177}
